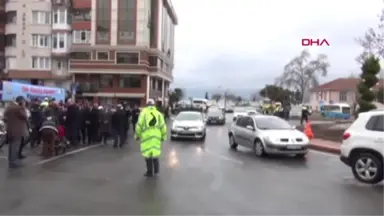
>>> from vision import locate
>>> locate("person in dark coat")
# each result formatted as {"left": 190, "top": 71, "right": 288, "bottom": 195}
{"left": 99, "top": 106, "right": 111, "bottom": 145}
{"left": 89, "top": 104, "right": 100, "bottom": 144}
{"left": 131, "top": 104, "right": 140, "bottom": 133}
{"left": 81, "top": 103, "right": 92, "bottom": 145}
{"left": 3, "top": 96, "right": 29, "bottom": 168}
{"left": 65, "top": 99, "right": 79, "bottom": 146}
{"left": 29, "top": 102, "right": 44, "bottom": 148}
{"left": 39, "top": 108, "right": 59, "bottom": 158}
{"left": 123, "top": 103, "right": 131, "bottom": 143}
{"left": 111, "top": 105, "right": 126, "bottom": 148}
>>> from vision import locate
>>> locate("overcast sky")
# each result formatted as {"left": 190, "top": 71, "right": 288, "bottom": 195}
{"left": 171, "top": 0, "right": 383, "bottom": 89}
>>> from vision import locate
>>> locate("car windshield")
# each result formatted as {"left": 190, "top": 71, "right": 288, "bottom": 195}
{"left": 255, "top": 117, "right": 292, "bottom": 130}
{"left": 176, "top": 112, "right": 202, "bottom": 121}
{"left": 207, "top": 110, "right": 222, "bottom": 116}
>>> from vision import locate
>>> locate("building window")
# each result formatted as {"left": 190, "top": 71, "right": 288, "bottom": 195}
{"left": 149, "top": 56, "right": 158, "bottom": 67}
{"left": 5, "top": 34, "right": 16, "bottom": 47}
{"left": 118, "top": 0, "right": 136, "bottom": 43}
{"left": 96, "top": 0, "right": 110, "bottom": 43}
{"left": 6, "top": 11, "right": 17, "bottom": 24}
{"left": 339, "top": 91, "right": 347, "bottom": 102}
{"left": 32, "top": 11, "right": 51, "bottom": 24}
{"left": 53, "top": 8, "right": 67, "bottom": 24}
{"left": 97, "top": 52, "right": 109, "bottom": 60}
{"left": 116, "top": 52, "right": 139, "bottom": 64}
{"left": 59, "top": 34, "right": 65, "bottom": 48}
{"left": 32, "top": 57, "right": 51, "bottom": 69}
{"left": 72, "top": 9, "right": 91, "bottom": 21}
{"left": 73, "top": 30, "right": 91, "bottom": 44}
{"left": 70, "top": 52, "right": 91, "bottom": 60}
{"left": 57, "top": 60, "right": 62, "bottom": 70}
{"left": 100, "top": 75, "right": 114, "bottom": 88}
{"left": 5, "top": 56, "right": 16, "bottom": 69}
{"left": 119, "top": 75, "right": 141, "bottom": 88}
{"left": 31, "top": 34, "right": 51, "bottom": 48}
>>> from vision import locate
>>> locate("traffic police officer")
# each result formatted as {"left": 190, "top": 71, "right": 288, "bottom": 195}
{"left": 135, "top": 99, "right": 167, "bottom": 177}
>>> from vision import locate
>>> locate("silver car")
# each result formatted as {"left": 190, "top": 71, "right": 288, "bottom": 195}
{"left": 228, "top": 115, "right": 310, "bottom": 158}
{"left": 171, "top": 111, "right": 206, "bottom": 141}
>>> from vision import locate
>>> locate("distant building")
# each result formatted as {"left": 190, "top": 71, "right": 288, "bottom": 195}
{"left": 309, "top": 77, "right": 383, "bottom": 110}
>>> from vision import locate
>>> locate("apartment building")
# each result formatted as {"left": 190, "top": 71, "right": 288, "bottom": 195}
{"left": 3, "top": 0, "right": 72, "bottom": 88}
{"left": 0, "top": 0, "right": 5, "bottom": 77}
{"left": 71, "top": 0, "right": 177, "bottom": 106}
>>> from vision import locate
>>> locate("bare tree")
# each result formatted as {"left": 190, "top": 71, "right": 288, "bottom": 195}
{"left": 356, "top": 8, "right": 384, "bottom": 62}
{"left": 275, "top": 49, "right": 330, "bottom": 102}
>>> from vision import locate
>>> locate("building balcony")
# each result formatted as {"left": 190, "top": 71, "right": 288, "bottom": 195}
{"left": 51, "top": 0, "right": 72, "bottom": 8}
{"left": 52, "top": 23, "right": 72, "bottom": 31}
{"left": 52, "top": 47, "right": 71, "bottom": 56}
{"left": 5, "top": 24, "right": 17, "bottom": 34}
{"left": 73, "top": 0, "right": 91, "bottom": 9}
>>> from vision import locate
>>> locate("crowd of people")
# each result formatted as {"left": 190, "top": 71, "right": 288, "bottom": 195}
{"left": 1, "top": 96, "right": 169, "bottom": 169}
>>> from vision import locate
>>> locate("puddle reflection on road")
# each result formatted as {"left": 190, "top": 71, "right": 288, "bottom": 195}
{"left": 167, "top": 148, "right": 179, "bottom": 168}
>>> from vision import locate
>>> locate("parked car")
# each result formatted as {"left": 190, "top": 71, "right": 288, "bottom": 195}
{"left": 206, "top": 109, "right": 226, "bottom": 125}
{"left": 340, "top": 109, "right": 384, "bottom": 184}
{"left": 170, "top": 111, "right": 206, "bottom": 141}
{"left": 228, "top": 115, "right": 309, "bottom": 158}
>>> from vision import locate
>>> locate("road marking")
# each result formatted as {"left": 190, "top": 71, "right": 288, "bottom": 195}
{"left": 204, "top": 148, "right": 244, "bottom": 165}
{"left": 0, "top": 155, "right": 7, "bottom": 160}
{"left": 37, "top": 144, "right": 102, "bottom": 165}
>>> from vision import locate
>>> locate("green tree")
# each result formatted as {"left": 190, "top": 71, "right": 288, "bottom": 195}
{"left": 276, "top": 50, "right": 329, "bottom": 102}
{"left": 357, "top": 56, "right": 381, "bottom": 113}
{"left": 205, "top": 92, "right": 209, "bottom": 100}
{"left": 259, "top": 85, "right": 291, "bottom": 103}
{"left": 169, "top": 88, "right": 184, "bottom": 105}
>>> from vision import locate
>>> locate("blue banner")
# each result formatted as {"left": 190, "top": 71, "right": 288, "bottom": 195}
{"left": 1, "top": 81, "right": 66, "bottom": 102}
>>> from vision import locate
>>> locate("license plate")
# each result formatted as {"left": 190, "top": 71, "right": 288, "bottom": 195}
{"left": 287, "top": 145, "right": 301, "bottom": 149}
{"left": 211, "top": 120, "right": 216, "bottom": 123}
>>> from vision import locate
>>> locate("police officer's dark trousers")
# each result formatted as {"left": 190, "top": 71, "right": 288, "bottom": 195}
{"left": 145, "top": 157, "right": 159, "bottom": 175}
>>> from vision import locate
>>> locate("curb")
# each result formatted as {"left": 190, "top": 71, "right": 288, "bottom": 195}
{"left": 309, "top": 143, "right": 340, "bottom": 154}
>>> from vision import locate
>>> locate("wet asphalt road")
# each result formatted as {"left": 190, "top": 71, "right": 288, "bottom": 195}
{"left": 0, "top": 118, "right": 383, "bottom": 215}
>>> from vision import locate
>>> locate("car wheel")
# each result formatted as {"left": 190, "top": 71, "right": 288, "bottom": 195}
{"left": 229, "top": 134, "right": 238, "bottom": 149}
{"left": 170, "top": 136, "right": 176, "bottom": 141}
{"left": 253, "top": 140, "right": 265, "bottom": 157}
{"left": 351, "top": 152, "right": 383, "bottom": 184}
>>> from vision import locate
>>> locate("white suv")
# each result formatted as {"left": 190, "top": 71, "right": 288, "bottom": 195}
{"left": 340, "top": 110, "right": 384, "bottom": 184}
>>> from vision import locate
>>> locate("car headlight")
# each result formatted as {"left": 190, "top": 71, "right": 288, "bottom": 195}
{"left": 196, "top": 126, "right": 204, "bottom": 130}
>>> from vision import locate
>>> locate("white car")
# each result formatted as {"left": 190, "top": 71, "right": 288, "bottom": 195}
{"left": 340, "top": 109, "right": 384, "bottom": 184}
{"left": 170, "top": 111, "right": 206, "bottom": 141}
{"left": 233, "top": 108, "right": 257, "bottom": 121}
{"left": 228, "top": 115, "right": 309, "bottom": 158}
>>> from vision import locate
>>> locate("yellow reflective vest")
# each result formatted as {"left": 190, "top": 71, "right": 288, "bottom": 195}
{"left": 135, "top": 106, "right": 167, "bottom": 158}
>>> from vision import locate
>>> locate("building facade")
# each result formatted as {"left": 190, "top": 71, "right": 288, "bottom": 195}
{"left": 71, "top": 0, "right": 177, "bottom": 106}
{"left": 3, "top": 0, "right": 72, "bottom": 88}
{"left": 310, "top": 78, "right": 384, "bottom": 110}
{"left": 0, "top": 0, "right": 5, "bottom": 76}
{"left": 2, "top": 0, "right": 176, "bottom": 106}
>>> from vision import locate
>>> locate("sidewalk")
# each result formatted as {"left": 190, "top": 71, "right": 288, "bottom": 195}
{"left": 309, "top": 139, "right": 341, "bottom": 154}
